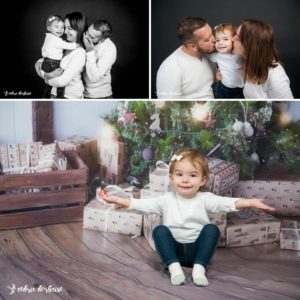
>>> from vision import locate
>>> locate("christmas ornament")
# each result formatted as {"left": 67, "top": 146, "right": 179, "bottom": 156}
{"left": 154, "top": 101, "right": 165, "bottom": 108}
{"left": 124, "top": 112, "right": 136, "bottom": 124}
{"left": 243, "top": 122, "right": 254, "bottom": 137}
{"left": 232, "top": 119, "right": 244, "bottom": 133}
{"left": 250, "top": 152, "right": 260, "bottom": 163}
{"left": 191, "top": 102, "right": 210, "bottom": 121}
{"left": 149, "top": 113, "right": 161, "bottom": 134}
{"left": 205, "top": 113, "right": 216, "bottom": 128}
{"left": 142, "top": 147, "right": 154, "bottom": 160}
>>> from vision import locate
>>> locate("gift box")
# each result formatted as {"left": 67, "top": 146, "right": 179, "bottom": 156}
{"left": 233, "top": 180, "right": 300, "bottom": 216}
{"left": 280, "top": 220, "right": 300, "bottom": 251}
{"left": 143, "top": 214, "right": 163, "bottom": 250}
{"left": 0, "top": 142, "right": 43, "bottom": 174}
{"left": 83, "top": 199, "right": 143, "bottom": 236}
{"left": 99, "top": 141, "right": 125, "bottom": 184}
{"left": 149, "top": 161, "right": 170, "bottom": 193}
{"left": 35, "top": 143, "right": 67, "bottom": 172}
{"left": 208, "top": 212, "right": 227, "bottom": 247}
{"left": 226, "top": 208, "right": 280, "bottom": 247}
{"left": 56, "top": 135, "right": 98, "bottom": 180}
{"left": 205, "top": 157, "right": 240, "bottom": 196}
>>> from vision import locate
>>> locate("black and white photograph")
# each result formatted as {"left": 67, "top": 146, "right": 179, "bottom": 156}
{"left": 1, "top": 0, "right": 149, "bottom": 99}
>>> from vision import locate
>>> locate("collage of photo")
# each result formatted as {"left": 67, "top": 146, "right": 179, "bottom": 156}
{"left": 0, "top": 1, "right": 299, "bottom": 299}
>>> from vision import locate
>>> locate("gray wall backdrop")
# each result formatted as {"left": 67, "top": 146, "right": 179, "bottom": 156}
{"left": 152, "top": 0, "right": 300, "bottom": 98}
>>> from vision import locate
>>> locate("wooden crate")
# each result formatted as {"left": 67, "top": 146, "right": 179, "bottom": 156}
{"left": 0, "top": 150, "right": 88, "bottom": 230}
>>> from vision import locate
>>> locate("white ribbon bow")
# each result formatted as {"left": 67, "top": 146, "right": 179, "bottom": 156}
{"left": 170, "top": 154, "right": 183, "bottom": 162}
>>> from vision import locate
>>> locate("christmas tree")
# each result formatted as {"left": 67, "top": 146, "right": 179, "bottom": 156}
{"left": 103, "top": 101, "right": 300, "bottom": 181}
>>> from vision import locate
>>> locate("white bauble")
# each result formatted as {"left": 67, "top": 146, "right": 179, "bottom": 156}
{"left": 232, "top": 119, "right": 244, "bottom": 133}
{"left": 250, "top": 152, "right": 260, "bottom": 163}
{"left": 243, "top": 122, "right": 254, "bottom": 137}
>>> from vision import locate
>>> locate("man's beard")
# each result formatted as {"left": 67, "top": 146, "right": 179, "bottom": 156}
{"left": 195, "top": 44, "right": 215, "bottom": 56}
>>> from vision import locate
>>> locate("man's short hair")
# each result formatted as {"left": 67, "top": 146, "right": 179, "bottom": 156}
{"left": 93, "top": 20, "right": 112, "bottom": 39}
{"left": 177, "top": 17, "right": 207, "bottom": 45}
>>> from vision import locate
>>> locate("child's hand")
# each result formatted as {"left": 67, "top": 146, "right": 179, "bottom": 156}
{"left": 249, "top": 199, "right": 276, "bottom": 212}
{"left": 236, "top": 198, "right": 276, "bottom": 213}
{"left": 99, "top": 189, "right": 130, "bottom": 208}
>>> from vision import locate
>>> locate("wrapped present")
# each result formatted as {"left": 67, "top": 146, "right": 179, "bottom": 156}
{"left": 280, "top": 220, "right": 300, "bottom": 251}
{"left": 149, "top": 161, "right": 170, "bottom": 193}
{"left": 143, "top": 214, "right": 163, "bottom": 250}
{"left": 56, "top": 135, "right": 98, "bottom": 180}
{"left": 0, "top": 142, "right": 42, "bottom": 174}
{"left": 83, "top": 199, "right": 143, "bottom": 236}
{"left": 226, "top": 208, "right": 280, "bottom": 247}
{"left": 36, "top": 143, "right": 67, "bottom": 172}
{"left": 233, "top": 180, "right": 300, "bottom": 216}
{"left": 205, "top": 157, "right": 240, "bottom": 196}
{"left": 100, "top": 141, "right": 125, "bottom": 184}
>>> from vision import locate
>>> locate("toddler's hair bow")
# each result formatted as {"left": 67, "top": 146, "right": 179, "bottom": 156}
{"left": 49, "top": 16, "right": 56, "bottom": 22}
{"left": 170, "top": 154, "right": 183, "bottom": 162}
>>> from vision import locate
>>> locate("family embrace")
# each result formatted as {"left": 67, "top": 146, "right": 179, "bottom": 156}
{"left": 156, "top": 17, "right": 293, "bottom": 99}
{"left": 35, "top": 11, "right": 117, "bottom": 99}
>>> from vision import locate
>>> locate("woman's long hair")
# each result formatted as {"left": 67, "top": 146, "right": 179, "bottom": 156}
{"left": 240, "top": 19, "right": 279, "bottom": 84}
{"left": 65, "top": 11, "right": 87, "bottom": 46}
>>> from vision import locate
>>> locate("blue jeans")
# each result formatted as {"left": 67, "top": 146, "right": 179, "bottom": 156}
{"left": 216, "top": 81, "right": 244, "bottom": 99}
{"left": 152, "top": 224, "right": 220, "bottom": 269}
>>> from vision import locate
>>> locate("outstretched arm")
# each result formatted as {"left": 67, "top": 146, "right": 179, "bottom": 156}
{"left": 100, "top": 189, "right": 131, "bottom": 208}
{"left": 235, "top": 198, "right": 275, "bottom": 213}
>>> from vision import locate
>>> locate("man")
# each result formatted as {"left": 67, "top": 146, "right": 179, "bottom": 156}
{"left": 83, "top": 20, "right": 117, "bottom": 98}
{"left": 156, "top": 17, "right": 215, "bottom": 99}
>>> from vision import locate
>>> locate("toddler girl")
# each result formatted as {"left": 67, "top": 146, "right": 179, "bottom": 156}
{"left": 100, "top": 148, "right": 275, "bottom": 287}
{"left": 209, "top": 23, "right": 244, "bottom": 98}
{"left": 41, "top": 15, "right": 77, "bottom": 98}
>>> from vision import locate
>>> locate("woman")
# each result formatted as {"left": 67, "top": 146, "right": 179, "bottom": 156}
{"left": 36, "top": 12, "right": 87, "bottom": 99}
{"left": 233, "top": 19, "right": 293, "bottom": 99}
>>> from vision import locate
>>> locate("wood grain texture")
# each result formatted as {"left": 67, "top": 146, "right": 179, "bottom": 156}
{"left": 0, "top": 222, "right": 299, "bottom": 300}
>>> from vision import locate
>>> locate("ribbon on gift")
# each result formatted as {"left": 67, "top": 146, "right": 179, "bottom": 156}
{"left": 103, "top": 205, "right": 113, "bottom": 232}
{"left": 156, "top": 160, "right": 169, "bottom": 171}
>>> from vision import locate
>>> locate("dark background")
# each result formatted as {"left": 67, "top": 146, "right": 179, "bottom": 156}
{"left": 152, "top": 0, "right": 300, "bottom": 98}
{"left": 1, "top": 0, "right": 148, "bottom": 99}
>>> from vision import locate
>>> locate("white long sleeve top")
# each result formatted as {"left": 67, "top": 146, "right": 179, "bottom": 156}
{"left": 243, "top": 63, "right": 293, "bottom": 99}
{"left": 130, "top": 191, "right": 238, "bottom": 243}
{"left": 156, "top": 46, "right": 215, "bottom": 99}
{"left": 48, "top": 47, "right": 86, "bottom": 99}
{"left": 83, "top": 38, "right": 117, "bottom": 98}
{"left": 208, "top": 52, "right": 244, "bottom": 88}
{"left": 42, "top": 33, "right": 77, "bottom": 60}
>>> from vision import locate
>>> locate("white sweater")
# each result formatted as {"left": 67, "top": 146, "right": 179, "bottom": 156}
{"left": 156, "top": 46, "right": 214, "bottom": 99}
{"left": 48, "top": 47, "right": 86, "bottom": 99}
{"left": 130, "top": 191, "right": 238, "bottom": 243}
{"left": 243, "top": 63, "right": 293, "bottom": 99}
{"left": 208, "top": 52, "right": 244, "bottom": 88}
{"left": 83, "top": 38, "right": 117, "bottom": 98}
{"left": 42, "top": 33, "right": 77, "bottom": 60}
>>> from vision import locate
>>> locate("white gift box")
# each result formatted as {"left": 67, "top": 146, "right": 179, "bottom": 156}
{"left": 83, "top": 199, "right": 143, "bottom": 236}
{"left": 143, "top": 214, "right": 163, "bottom": 250}
{"left": 226, "top": 208, "right": 280, "bottom": 247}
{"left": 208, "top": 212, "right": 227, "bottom": 247}
{"left": 280, "top": 220, "right": 300, "bottom": 251}
{"left": 149, "top": 161, "right": 170, "bottom": 193}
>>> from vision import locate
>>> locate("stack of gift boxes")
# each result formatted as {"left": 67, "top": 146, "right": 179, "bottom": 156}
{"left": 82, "top": 153, "right": 300, "bottom": 252}
{"left": 233, "top": 180, "right": 300, "bottom": 251}
{"left": 0, "top": 142, "right": 67, "bottom": 175}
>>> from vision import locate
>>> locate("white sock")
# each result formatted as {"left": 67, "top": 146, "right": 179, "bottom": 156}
{"left": 192, "top": 264, "right": 209, "bottom": 287}
{"left": 168, "top": 262, "right": 185, "bottom": 285}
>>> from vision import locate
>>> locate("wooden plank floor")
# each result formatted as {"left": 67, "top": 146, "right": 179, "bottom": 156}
{"left": 0, "top": 222, "right": 299, "bottom": 300}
